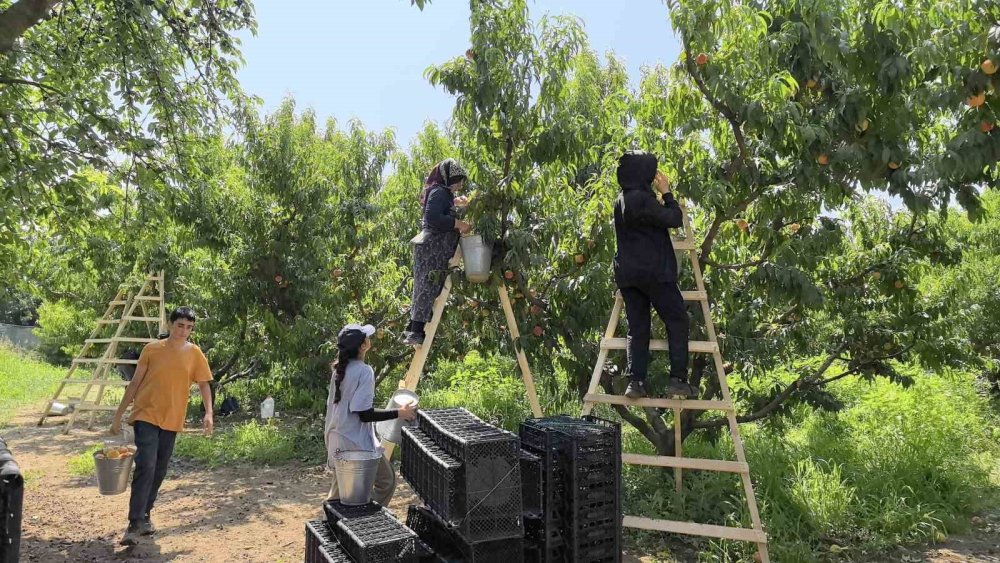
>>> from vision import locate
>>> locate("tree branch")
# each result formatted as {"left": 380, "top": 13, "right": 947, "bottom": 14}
{"left": 0, "top": 0, "right": 61, "bottom": 54}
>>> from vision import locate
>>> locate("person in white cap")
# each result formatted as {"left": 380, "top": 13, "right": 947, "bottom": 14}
{"left": 325, "top": 323, "right": 417, "bottom": 505}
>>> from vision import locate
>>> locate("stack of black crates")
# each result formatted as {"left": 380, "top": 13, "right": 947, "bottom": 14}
{"left": 306, "top": 499, "right": 428, "bottom": 563}
{"left": 401, "top": 408, "right": 525, "bottom": 562}
{"left": 519, "top": 415, "right": 622, "bottom": 563}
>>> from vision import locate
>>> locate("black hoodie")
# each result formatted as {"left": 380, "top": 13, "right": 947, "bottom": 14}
{"left": 612, "top": 151, "right": 684, "bottom": 287}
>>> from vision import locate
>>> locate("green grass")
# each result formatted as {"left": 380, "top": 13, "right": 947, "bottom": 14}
{"left": 0, "top": 342, "right": 66, "bottom": 426}
{"left": 67, "top": 444, "right": 103, "bottom": 477}
{"left": 618, "top": 367, "right": 1000, "bottom": 562}
{"left": 173, "top": 419, "right": 326, "bottom": 467}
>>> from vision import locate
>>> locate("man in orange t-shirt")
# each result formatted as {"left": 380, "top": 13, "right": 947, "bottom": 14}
{"left": 110, "top": 307, "right": 214, "bottom": 546}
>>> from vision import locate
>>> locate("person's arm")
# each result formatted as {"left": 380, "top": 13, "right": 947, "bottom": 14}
{"left": 110, "top": 363, "right": 148, "bottom": 434}
{"left": 198, "top": 381, "right": 214, "bottom": 436}
{"left": 355, "top": 408, "right": 399, "bottom": 422}
{"left": 424, "top": 187, "right": 457, "bottom": 231}
{"left": 628, "top": 189, "right": 683, "bottom": 229}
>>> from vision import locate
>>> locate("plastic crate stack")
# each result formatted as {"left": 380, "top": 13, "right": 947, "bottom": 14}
{"left": 519, "top": 416, "right": 622, "bottom": 563}
{"left": 305, "top": 500, "right": 428, "bottom": 563}
{"left": 401, "top": 407, "right": 525, "bottom": 562}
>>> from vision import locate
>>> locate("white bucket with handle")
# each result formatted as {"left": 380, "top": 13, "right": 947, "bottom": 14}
{"left": 460, "top": 234, "right": 492, "bottom": 283}
{"left": 376, "top": 389, "right": 419, "bottom": 444}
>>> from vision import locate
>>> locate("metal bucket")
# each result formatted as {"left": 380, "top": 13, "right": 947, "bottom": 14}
{"left": 334, "top": 450, "right": 382, "bottom": 505}
{"left": 376, "top": 389, "right": 419, "bottom": 444}
{"left": 94, "top": 452, "right": 133, "bottom": 495}
{"left": 460, "top": 234, "right": 492, "bottom": 283}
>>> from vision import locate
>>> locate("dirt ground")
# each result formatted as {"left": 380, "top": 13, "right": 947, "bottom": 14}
{"left": 3, "top": 408, "right": 998, "bottom": 562}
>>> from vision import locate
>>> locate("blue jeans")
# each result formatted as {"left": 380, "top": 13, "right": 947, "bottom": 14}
{"left": 128, "top": 421, "right": 177, "bottom": 522}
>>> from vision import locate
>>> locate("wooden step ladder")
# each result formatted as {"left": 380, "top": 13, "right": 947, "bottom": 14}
{"left": 383, "top": 247, "right": 543, "bottom": 460}
{"left": 580, "top": 205, "right": 770, "bottom": 562}
{"left": 38, "top": 271, "right": 166, "bottom": 433}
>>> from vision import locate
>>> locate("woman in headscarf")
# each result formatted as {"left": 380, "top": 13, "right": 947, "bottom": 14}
{"left": 400, "top": 159, "right": 472, "bottom": 346}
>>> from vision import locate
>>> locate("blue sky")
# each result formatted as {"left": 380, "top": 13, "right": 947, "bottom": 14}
{"left": 236, "top": 1, "right": 682, "bottom": 147}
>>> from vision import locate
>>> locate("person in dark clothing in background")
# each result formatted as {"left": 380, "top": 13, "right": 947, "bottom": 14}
{"left": 400, "top": 159, "right": 472, "bottom": 346}
{"left": 613, "top": 150, "right": 695, "bottom": 400}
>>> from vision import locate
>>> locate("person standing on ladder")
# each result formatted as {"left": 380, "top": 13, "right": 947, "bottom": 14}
{"left": 613, "top": 151, "right": 696, "bottom": 400}
{"left": 109, "top": 307, "right": 214, "bottom": 546}
{"left": 400, "top": 159, "right": 472, "bottom": 346}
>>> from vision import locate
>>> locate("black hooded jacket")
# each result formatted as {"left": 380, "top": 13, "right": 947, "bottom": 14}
{"left": 612, "top": 151, "right": 684, "bottom": 287}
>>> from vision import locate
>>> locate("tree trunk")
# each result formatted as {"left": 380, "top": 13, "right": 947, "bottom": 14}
{"left": 0, "top": 0, "right": 61, "bottom": 54}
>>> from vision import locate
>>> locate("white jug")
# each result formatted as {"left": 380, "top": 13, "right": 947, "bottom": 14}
{"left": 260, "top": 396, "right": 275, "bottom": 420}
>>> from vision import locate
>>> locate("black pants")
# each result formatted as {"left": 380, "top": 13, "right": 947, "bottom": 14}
{"left": 128, "top": 421, "right": 177, "bottom": 523}
{"left": 621, "top": 281, "right": 689, "bottom": 382}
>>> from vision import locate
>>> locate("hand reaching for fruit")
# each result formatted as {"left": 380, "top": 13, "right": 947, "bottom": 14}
{"left": 653, "top": 170, "right": 671, "bottom": 194}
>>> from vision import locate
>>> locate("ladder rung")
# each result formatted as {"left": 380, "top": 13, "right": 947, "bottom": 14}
{"left": 672, "top": 239, "right": 696, "bottom": 251}
{"left": 601, "top": 338, "right": 718, "bottom": 353}
{"left": 680, "top": 290, "right": 707, "bottom": 301}
{"left": 583, "top": 393, "right": 733, "bottom": 411}
{"left": 72, "top": 404, "right": 120, "bottom": 412}
{"left": 123, "top": 316, "right": 160, "bottom": 322}
{"left": 60, "top": 379, "right": 129, "bottom": 386}
{"left": 622, "top": 453, "right": 748, "bottom": 473}
{"left": 85, "top": 337, "right": 157, "bottom": 344}
{"left": 96, "top": 319, "right": 121, "bottom": 324}
{"left": 110, "top": 301, "right": 127, "bottom": 305}
{"left": 72, "top": 358, "right": 140, "bottom": 365}
{"left": 135, "top": 296, "right": 161, "bottom": 301}
{"left": 623, "top": 516, "right": 767, "bottom": 543}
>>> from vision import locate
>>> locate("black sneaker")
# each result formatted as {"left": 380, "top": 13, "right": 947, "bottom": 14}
{"left": 666, "top": 377, "right": 697, "bottom": 399}
{"left": 139, "top": 514, "right": 156, "bottom": 536}
{"left": 400, "top": 331, "right": 425, "bottom": 346}
{"left": 625, "top": 380, "right": 647, "bottom": 400}
{"left": 119, "top": 521, "right": 141, "bottom": 546}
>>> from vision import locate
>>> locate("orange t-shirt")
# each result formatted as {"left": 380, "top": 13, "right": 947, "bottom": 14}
{"left": 128, "top": 340, "right": 213, "bottom": 432}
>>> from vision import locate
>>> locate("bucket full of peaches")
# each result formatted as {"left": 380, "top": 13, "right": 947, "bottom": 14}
{"left": 93, "top": 442, "right": 137, "bottom": 495}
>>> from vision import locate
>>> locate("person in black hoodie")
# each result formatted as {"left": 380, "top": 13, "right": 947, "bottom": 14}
{"left": 613, "top": 150, "right": 695, "bottom": 399}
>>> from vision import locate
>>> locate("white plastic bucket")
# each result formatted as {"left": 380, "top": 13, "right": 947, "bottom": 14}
{"left": 460, "top": 234, "right": 492, "bottom": 283}
{"left": 334, "top": 450, "right": 382, "bottom": 505}
{"left": 376, "top": 389, "right": 419, "bottom": 444}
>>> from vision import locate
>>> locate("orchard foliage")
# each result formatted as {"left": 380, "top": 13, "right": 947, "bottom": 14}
{"left": 6, "top": 1, "right": 1000, "bottom": 450}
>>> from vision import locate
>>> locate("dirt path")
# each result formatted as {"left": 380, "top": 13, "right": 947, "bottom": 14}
{"left": 3, "top": 407, "right": 998, "bottom": 562}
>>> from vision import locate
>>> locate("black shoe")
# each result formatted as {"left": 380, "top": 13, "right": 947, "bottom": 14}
{"left": 400, "top": 331, "right": 425, "bottom": 346}
{"left": 139, "top": 514, "right": 156, "bottom": 536}
{"left": 119, "top": 522, "right": 141, "bottom": 546}
{"left": 625, "top": 380, "right": 647, "bottom": 400}
{"left": 666, "top": 377, "right": 697, "bottom": 399}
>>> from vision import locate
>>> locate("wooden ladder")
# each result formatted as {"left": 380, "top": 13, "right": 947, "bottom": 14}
{"left": 580, "top": 206, "right": 770, "bottom": 562}
{"left": 38, "top": 271, "right": 167, "bottom": 433}
{"left": 383, "top": 247, "right": 543, "bottom": 460}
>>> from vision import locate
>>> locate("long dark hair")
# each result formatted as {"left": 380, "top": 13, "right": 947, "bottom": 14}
{"left": 332, "top": 345, "right": 361, "bottom": 403}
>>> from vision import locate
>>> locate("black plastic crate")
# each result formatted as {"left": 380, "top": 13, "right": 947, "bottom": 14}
{"left": 407, "top": 505, "right": 524, "bottom": 563}
{"left": 0, "top": 438, "right": 23, "bottom": 563}
{"left": 323, "top": 499, "right": 381, "bottom": 528}
{"left": 518, "top": 416, "right": 622, "bottom": 563}
{"left": 305, "top": 520, "right": 352, "bottom": 563}
{"left": 520, "top": 449, "right": 543, "bottom": 517}
{"left": 401, "top": 426, "right": 464, "bottom": 522}
{"left": 411, "top": 410, "right": 525, "bottom": 542}
{"left": 331, "top": 504, "right": 418, "bottom": 563}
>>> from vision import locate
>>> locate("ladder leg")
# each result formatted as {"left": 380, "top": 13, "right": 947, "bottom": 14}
{"left": 674, "top": 407, "right": 683, "bottom": 493}
{"left": 580, "top": 292, "right": 624, "bottom": 417}
{"left": 384, "top": 275, "right": 454, "bottom": 461}
{"left": 498, "top": 284, "right": 542, "bottom": 418}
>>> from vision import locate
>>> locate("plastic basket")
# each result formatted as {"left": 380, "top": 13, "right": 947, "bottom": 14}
{"left": 400, "top": 427, "right": 464, "bottom": 522}
{"left": 412, "top": 410, "right": 524, "bottom": 541}
{"left": 519, "top": 449, "right": 543, "bottom": 517}
{"left": 323, "top": 500, "right": 381, "bottom": 528}
{"left": 305, "top": 520, "right": 352, "bottom": 563}
{"left": 407, "top": 505, "right": 524, "bottom": 563}
{"left": 332, "top": 504, "right": 417, "bottom": 563}
{"left": 518, "top": 416, "right": 622, "bottom": 563}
